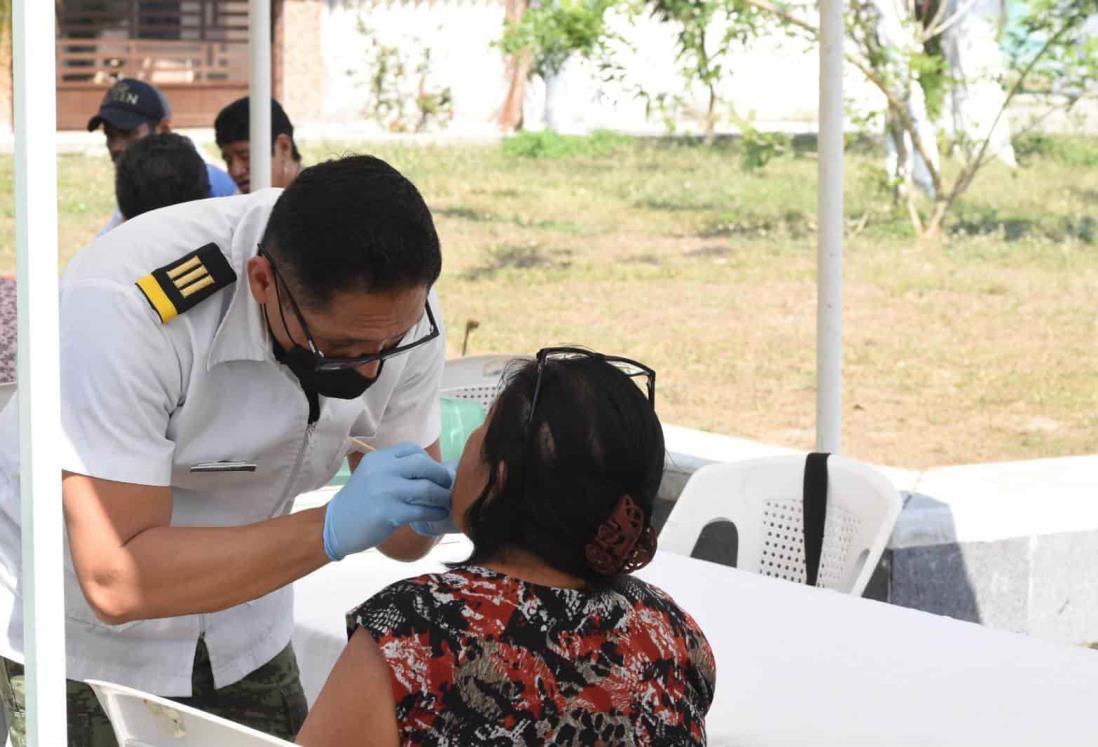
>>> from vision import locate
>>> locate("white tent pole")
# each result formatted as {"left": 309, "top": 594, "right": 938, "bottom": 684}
{"left": 816, "top": 0, "right": 845, "bottom": 453}
{"left": 250, "top": 0, "right": 273, "bottom": 191}
{"left": 13, "top": 0, "right": 67, "bottom": 743}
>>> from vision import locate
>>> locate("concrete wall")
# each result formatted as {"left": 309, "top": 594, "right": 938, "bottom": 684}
{"left": 316, "top": 0, "right": 885, "bottom": 134}
{"left": 321, "top": 0, "right": 508, "bottom": 133}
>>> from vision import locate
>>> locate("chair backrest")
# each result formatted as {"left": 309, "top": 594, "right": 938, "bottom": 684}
{"left": 659, "top": 455, "right": 902, "bottom": 596}
{"left": 86, "top": 679, "right": 294, "bottom": 746}
{"left": 439, "top": 354, "right": 528, "bottom": 410}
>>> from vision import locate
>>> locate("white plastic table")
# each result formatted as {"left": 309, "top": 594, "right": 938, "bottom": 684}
{"left": 292, "top": 536, "right": 1098, "bottom": 746}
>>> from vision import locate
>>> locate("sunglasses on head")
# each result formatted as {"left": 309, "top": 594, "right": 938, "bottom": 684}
{"left": 525, "top": 346, "right": 656, "bottom": 430}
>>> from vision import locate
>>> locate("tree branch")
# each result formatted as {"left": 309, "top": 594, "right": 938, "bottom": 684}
{"left": 741, "top": 0, "right": 945, "bottom": 194}
{"left": 943, "top": 14, "right": 1078, "bottom": 207}
{"left": 922, "top": 0, "right": 980, "bottom": 41}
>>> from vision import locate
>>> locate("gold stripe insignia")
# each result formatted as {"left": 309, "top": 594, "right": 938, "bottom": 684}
{"left": 135, "top": 243, "right": 237, "bottom": 324}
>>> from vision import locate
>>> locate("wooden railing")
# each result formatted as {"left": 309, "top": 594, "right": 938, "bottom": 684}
{"left": 56, "top": 38, "right": 249, "bottom": 87}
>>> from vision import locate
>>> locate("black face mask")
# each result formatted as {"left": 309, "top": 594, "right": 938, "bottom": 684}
{"left": 280, "top": 344, "right": 384, "bottom": 400}
{"left": 266, "top": 305, "right": 384, "bottom": 400}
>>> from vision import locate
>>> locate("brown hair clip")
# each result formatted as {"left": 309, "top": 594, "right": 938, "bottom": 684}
{"left": 584, "top": 494, "right": 657, "bottom": 576}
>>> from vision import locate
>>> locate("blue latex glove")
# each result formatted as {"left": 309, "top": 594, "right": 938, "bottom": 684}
{"left": 411, "top": 459, "right": 460, "bottom": 537}
{"left": 323, "top": 443, "right": 452, "bottom": 561}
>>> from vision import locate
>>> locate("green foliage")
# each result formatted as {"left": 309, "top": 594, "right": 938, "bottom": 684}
{"left": 1013, "top": 135, "right": 1098, "bottom": 167}
{"left": 500, "top": 0, "right": 623, "bottom": 79}
{"left": 908, "top": 50, "right": 951, "bottom": 122}
{"left": 950, "top": 206, "right": 1097, "bottom": 244}
{"left": 413, "top": 47, "right": 454, "bottom": 132}
{"left": 739, "top": 131, "right": 788, "bottom": 171}
{"left": 642, "top": 0, "right": 763, "bottom": 138}
{"left": 364, "top": 38, "right": 408, "bottom": 130}
{"left": 807, "top": 0, "right": 1098, "bottom": 234}
{"left": 502, "top": 129, "right": 634, "bottom": 158}
{"left": 1007, "top": 0, "right": 1098, "bottom": 99}
{"left": 858, "top": 161, "right": 901, "bottom": 199}
{"left": 352, "top": 23, "right": 453, "bottom": 133}
{"left": 731, "top": 113, "right": 790, "bottom": 171}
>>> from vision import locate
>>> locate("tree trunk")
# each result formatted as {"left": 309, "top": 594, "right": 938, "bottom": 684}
{"left": 905, "top": 192, "right": 924, "bottom": 235}
{"left": 921, "top": 199, "right": 950, "bottom": 239}
{"left": 703, "top": 84, "right": 717, "bottom": 145}
{"left": 498, "top": 0, "right": 530, "bottom": 133}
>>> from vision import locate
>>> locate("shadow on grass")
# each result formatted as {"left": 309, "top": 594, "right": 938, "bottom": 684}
{"left": 461, "top": 244, "right": 573, "bottom": 281}
{"left": 637, "top": 132, "right": 878, "bottom": 158}
{"left": 700, "top": 210, "right": 814, "bottom": 239}
{"left": 634, "top": 195, "right": 721, "bottom": 212}
{"left": 684, "top": 244, "right": 730, "bottom": 258}
{"left": 438, "top": 206, "right": 497, "bottom": 222}
{"left": 622, "top": 253, "right": 663, "bottom": 266}
{"left": 950, "top": 209, "right": 1097, "bottom": 244}
{"left": 438, "top": 205, "right": 587, "bottom": 235}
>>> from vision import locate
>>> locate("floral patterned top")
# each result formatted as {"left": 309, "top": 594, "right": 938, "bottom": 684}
{"left": 0, "top": 277, "right": 15, "bottom": 384}
{"left": 348, "top": 565, "right": 716, "bottom": 746}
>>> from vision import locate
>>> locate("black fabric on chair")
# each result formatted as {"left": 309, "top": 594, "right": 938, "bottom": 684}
{"left": 803, "top": 452, "right": 830, "bottom": 586}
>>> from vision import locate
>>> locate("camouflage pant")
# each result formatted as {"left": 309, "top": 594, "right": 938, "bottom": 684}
{"left": 0, "top": 639, "right": 307, "bottom": 746}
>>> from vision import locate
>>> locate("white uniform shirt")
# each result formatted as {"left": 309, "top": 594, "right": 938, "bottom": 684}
{"left": 0, "top": 190, "right": 445, "bottom": 696}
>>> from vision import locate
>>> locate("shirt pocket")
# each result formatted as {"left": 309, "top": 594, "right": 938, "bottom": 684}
{"left": 172, "top": 459, "right": 263, "bottom": 493}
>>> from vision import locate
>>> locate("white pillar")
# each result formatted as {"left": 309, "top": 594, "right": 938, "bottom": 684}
{"left": 13, "top": 0, "right": 67, "bottom": 743}
{"left": 250, "top": 0, "right": 273, "bottom": 191}
{"left": 816, "top": 0, "right": 844, "bottom": 453}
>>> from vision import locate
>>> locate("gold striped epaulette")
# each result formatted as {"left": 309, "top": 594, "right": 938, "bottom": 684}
{"left": 135, "top": 243, "right": 237, "bottom": 324}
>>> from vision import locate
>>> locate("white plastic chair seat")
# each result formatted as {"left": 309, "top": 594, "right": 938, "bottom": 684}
{"left": 87, "top": 679, "right": 294, "bottom": 746}
{"left": 659, "top": 455, "right": 902, "bottom": 595}
{"left": 439, "top": 354, "right": 528, "bottom": 410}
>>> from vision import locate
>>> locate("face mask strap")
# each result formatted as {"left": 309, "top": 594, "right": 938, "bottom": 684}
{"left": 271, "top": 271, "right": 298, "bottom": 351}
{"left": 262, "top": 247, "right": 319, "bottom": 357}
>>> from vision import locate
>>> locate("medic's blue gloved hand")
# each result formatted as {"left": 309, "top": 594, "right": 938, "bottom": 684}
{"left": 322, "top": 443, "right": 453, "bottom": 561}
{"left": 411, "top": 459, "right": 460, "bottom": 537}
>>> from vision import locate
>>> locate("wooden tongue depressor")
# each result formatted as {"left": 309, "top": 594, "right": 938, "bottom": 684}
{"left": 349, "top": 436, "right": 376, "bottom": 455}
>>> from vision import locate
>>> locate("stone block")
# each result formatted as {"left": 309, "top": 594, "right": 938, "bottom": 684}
{"left": 1029, "top": 531, "right": 1098, "bottom": 645}
{"left": 890, "top": 539, "right": 1031, "bottom": 631}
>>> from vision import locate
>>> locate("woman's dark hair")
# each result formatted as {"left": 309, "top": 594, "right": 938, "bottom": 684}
{"left": 115, "top": 133, "right": 210, "bottom": 220}
{"left": 463, "top": 354, "right": 665, "bottom": 584}
{"left": 260, "top": 154, "right": 441, "bottom": 307}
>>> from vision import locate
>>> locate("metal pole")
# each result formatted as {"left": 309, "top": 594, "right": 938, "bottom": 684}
{"left": 816, "top": 0, "right": 844, "bottom": 453}
{"left": 13, "top": 0, "right": 67, "bottom": 743}
{"left": 249, "top": 0, "right": 272, "bottom": 190}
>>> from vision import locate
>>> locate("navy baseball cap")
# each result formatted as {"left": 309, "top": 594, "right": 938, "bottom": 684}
{"left": 86, "top": 79, "right": 171, "bottom": 132}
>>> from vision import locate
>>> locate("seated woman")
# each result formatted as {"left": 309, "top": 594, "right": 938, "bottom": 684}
{"left": 298, "top": 349, "right": 716, "bottom": 746}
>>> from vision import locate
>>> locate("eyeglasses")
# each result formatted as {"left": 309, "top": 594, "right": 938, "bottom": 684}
{"left": 259, "top": 248, "right": 440, "bottom": 371}
{"left": 526, "top": 347, "right": 656, "bottom": 429}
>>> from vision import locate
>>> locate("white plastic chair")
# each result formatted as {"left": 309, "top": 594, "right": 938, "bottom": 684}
{"left": 439, "top": 354, "right": 528, "bottom": 410}
{"left": 659, "top": 455, "right": 902, "bottom": 596}
{"left": 87, "top": 680, "right": 294, "bottom": 746}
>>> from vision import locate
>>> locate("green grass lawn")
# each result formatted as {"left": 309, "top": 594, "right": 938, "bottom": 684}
{"left": 1, "top": 133, "right": 1095, "bottom": 469}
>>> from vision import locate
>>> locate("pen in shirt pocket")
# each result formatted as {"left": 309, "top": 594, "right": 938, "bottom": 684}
{"left": 189, "top": 460, "right": 257, "bottom": 473}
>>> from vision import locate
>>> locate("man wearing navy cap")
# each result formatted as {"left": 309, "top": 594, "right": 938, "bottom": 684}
{"left": 89, "top": 79, "right": 238, "bottom": 233}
